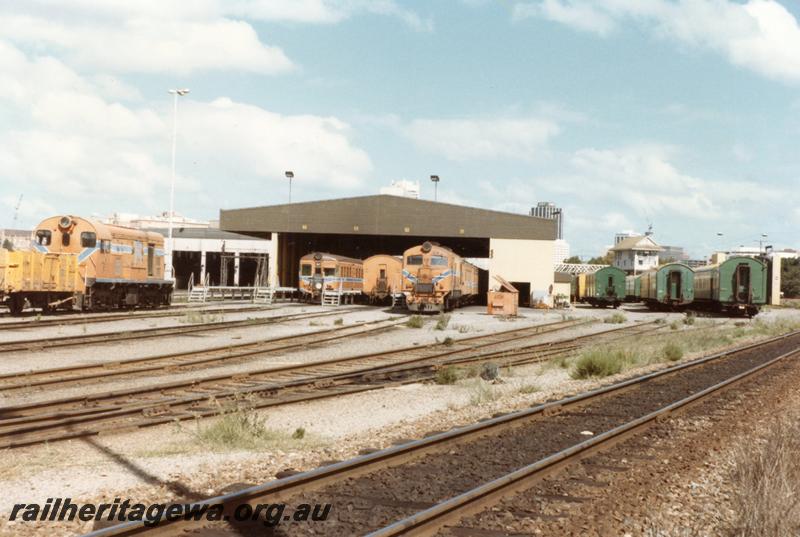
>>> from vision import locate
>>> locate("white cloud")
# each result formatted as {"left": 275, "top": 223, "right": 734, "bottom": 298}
{"left": 403, "top": 117, "right": 560, "bottom": 161}
{"left": 0, "top": 12, "right": 293, "bottom": 75}
{"left": 514, "top": 0, "right": 800, "bottom": 83}
{"left": 180, "top": 97, "right": 372, "bottom": 188}
{"left": 0, "top": 41, "right": 372, "bottom": 221}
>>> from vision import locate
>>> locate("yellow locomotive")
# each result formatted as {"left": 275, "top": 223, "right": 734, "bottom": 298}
{"left": 362, "top": 255, "right": 403, "bottom": 303}
{"left": 298, "top": 252, "right": 363, "bottom": 304}
{"left": 402, "top": 241, "right": 479, "bottom": 312}
{"left": 1, "top": 215, "right": 172, "bottom": 314}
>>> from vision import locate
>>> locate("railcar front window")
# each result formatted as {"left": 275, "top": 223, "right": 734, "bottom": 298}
{"left": 61, "top": 232, "right": 70, "bottom": 246}
{"left": 80, "top": 232, "right": 97, "bottom": 248}
{"left": 35, "top": 230, "right": 51, "bottom": 245}
{"left": 430, "top": 256, "right": 448, "bottom": 266}
{"left": 406, "top": 255, "right": 423, "bottom": 265}
{"left": 301, "top": 264, "right": 312, "bottom": 276}
{"left": 323, "top": 267, "right": 335, "bottom": 277}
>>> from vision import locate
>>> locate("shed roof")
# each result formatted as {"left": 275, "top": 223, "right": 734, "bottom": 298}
{"left": 220, "top": 195, "right": 556, "bottom": 241}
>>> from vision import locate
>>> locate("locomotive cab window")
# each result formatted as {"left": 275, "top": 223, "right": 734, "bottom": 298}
{"left": 301, "top": 264, "right": 312, "bottom": 276}
{"left": 80, "top": 232, "right": 97, "bottom": 248}
{"left": 430, "top": 256, "right": 448, "bottom": 266}
{"left": 100, "top": 240, "right": 111, "bottom": 253}
{"left": 406, "top": 255, "right": 423, "bottom": 265}
{"left": 35, "top": 230, "right": 51, "bottom": 246}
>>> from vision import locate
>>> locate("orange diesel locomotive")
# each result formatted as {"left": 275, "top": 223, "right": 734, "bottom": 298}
{"left": 2, "top": 215, "right": 172, "bottom": 313}
{"left": 402, "top": 242, "right": 479, "bottom": 312}
{"left": 362, "top": 255, "right": 403, "bottom": 303}
{"left": 298, "top": 252, "right": 363, "bottom": 304}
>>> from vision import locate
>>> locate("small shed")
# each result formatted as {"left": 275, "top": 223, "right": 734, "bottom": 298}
{"left": 487, "top": 275, "right": 519, "bottom": 316}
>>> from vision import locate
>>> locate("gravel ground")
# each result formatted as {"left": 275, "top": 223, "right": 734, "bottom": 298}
{"left": 0, "top": 305, "right": 796, "bottom": 536}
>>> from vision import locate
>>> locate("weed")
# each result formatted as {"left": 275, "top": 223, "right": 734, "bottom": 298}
{"left": 333, "top": 318, "right": 343, "bottom": 326}
{"left": 455, "top": 325, "right": 471, "bottom": 334}
{"left": 435, "top": 313, "right": 451, "bottom": 331}
{"left": 683, "top": 313, "right": 696, "bottom": 325}
{"left": 517, "top": 383, "right": 539, "bottom": 394}
{"left": 406, "top": 315, "right": 424, "bottom": 328}
{"left": 468, "top": 380, "right": 500, "bottom": 405}
{"left": 435, "top": 366, "right": 459, "bottom": 385}
{"left": 309, "top": 320, "right": 323, "bottom": 326}
{"left": 655, "top": 318, "right": 666, "bottom": 325}
{"left": 670, "top": 320, "right": 680, "bottom": 330}
{"left": 571, "top": 347, "right": 632, "bottom": 379}
{"left": 442, "top": 336, "right": 455, "bottom": 346}
{"left": 604, "top": 313, "right": 626, "bottom": 324}
{"left": 727, "top": 418, "right": 800, "bottom": 537}
{"left": 663, "top": 341, "right": 683, "bottom": 361}
{"left": 292, "top": 427, "right": 306, "bottom": 440}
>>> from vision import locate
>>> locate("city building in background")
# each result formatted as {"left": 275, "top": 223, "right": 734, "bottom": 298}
{"left": 379, "top": 180, "right": 421, "bottom": 199}
{"left": 531, "top": 202, "right": 563, "bottom": 239}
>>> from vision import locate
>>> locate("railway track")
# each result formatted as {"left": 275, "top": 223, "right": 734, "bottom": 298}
{"left": 82, "top": 329, "right": 800, "bottom": 537}
{"left": 0, "top": 320, "right": 661, "bottom": 448}
{"left": 0, "top": 306, "right": 363, "bottom": 353}
{"left": 0, "top": 303, "right": 287, "bottom": 330}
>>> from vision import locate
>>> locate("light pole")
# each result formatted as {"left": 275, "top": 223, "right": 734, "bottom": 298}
{"left": 285, "top": 171, "right": 294, "bottom": 203}
{"left": 166, "top": 88, "right": 189, "bottom": 282}
{"left": 430, "top": 175, "right": 440, "bottom": 201}
{"left": 759, "top": 233, "right": 768, "bottom": 254}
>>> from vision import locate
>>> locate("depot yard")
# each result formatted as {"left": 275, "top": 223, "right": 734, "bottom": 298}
{"left": 1, "top": 302, "right": 800, "bottom": 536}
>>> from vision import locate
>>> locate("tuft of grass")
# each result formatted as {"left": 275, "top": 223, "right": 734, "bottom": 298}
{"left": 517, "top": 383, "right": 539, "bottom": 394}
{"left": 193, "top": 408, "right": 315, "bottom": 451}
{"left": 455, "top": 324, "right": 471, "bottom": 334}
{"left": 683, "top": 313, "right": 696, "bottom": 325}
{"left": 662, "top": 341, "right": 684, "bottom": 361}
{"left": 435, "top": 365, "right": 459, "bottom": 385}
{"left": 195, "top": 410, "right": 276, "bottom": 450}
{"left": 333, "top": 318, "right": 343, "bottom": 326}
{"left": 309, "top": 320, "right": 323, "bottom": 326}
{"left": 442, "top": 336, "right": 455, "bottom": 346}
{"left": 468, "top": 380, "right": 500, "bottom": 405}
{"left": 435, "top": 313, "right": 451, "bottom": 331}
{"left": 604, "top": 312, "right": 627, "bottom": 324}
{"left": 654, "top": 318, "right": 666, "bottom": 325}
{"left": 570, "top": 347, "right": 633, "bottom": 379}
{"left": 406, "top": 315, "right": 424, "bottom": 329}
{"left": 727, "top": 419, "right": 800, "bottom": 537}
{"left": 670, "top": 320, "right": 680, "bottom": 330}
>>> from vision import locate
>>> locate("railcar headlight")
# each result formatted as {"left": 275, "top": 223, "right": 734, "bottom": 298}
{"left": 315, "top": 282, "right": 322, "bottom": 290}
{"left": 59, "top": 216, "right": 72, "bottom": 229}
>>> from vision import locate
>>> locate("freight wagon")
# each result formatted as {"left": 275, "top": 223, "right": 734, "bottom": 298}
{"left": 693, "top": 256, "right": 766, "bottom": 317}
{"left": 625, "top": 274, "right": 641, "bottom": 302}
{"left": 576, "top": 266, "right": 625, "bottom": 308}
{"left": 639, "top": 263, "right": 695, "bottom": 310}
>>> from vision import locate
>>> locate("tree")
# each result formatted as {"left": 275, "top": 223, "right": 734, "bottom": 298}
{"left": 587, "top": 251, "right": 613, "bottom": 265}
{"left": 563, "top": 255, "right": 582, "bottom": 264}
{"left": 1, "top": 239, "right": 13, "bottom": 252}
{"left": 782, "top": 258, "right": 800, "bottom": 298}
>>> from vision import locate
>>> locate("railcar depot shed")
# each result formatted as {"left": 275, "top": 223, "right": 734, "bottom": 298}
{"left": 220, "top": 195, "right": 558, "bottom": 306}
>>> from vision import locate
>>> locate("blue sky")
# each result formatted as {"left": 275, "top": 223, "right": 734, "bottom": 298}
{"left": 2, "top": 1, "right": 799, "bottom": 258}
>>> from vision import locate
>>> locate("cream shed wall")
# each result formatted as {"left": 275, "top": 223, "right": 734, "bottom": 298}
{"left": 489, "top": 238, "right": 555, "bottom": 306}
